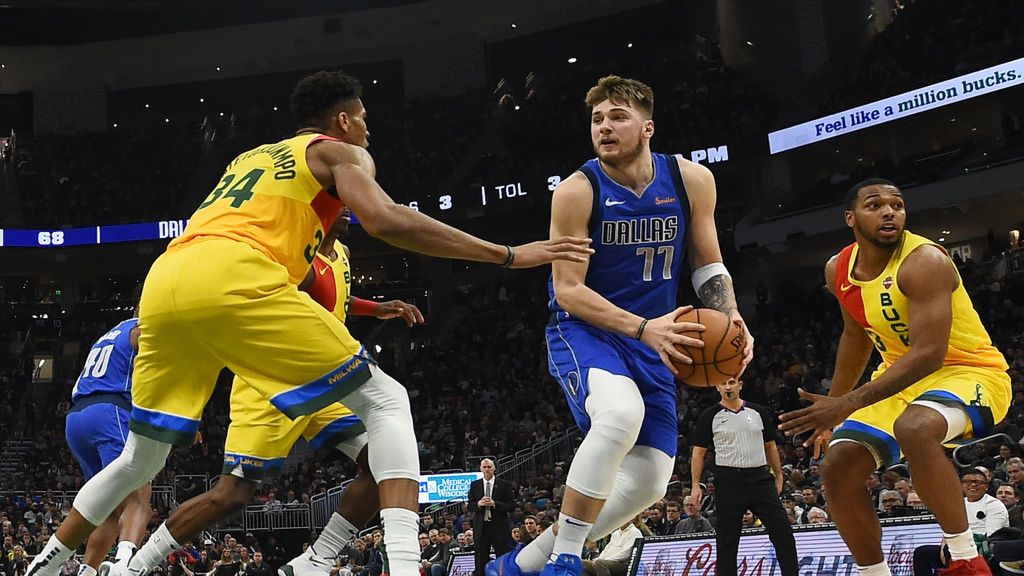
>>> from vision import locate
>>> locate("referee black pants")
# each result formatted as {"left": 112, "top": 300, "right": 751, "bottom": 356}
{"left": 714, "top": 467, "right": 798, "bottom": 576}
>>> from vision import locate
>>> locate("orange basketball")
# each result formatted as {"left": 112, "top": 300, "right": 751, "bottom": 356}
{"left": 672, "top": 308, "right": 747, "bottom": 387}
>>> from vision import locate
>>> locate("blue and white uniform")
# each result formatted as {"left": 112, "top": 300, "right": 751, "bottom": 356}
{"left": 546, "top": 152, "right": 689, "bottom": 457}
{"left": 65, "top": 318, "right": 138, "bottom": 480}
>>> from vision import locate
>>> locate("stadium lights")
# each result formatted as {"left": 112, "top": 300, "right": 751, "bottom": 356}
{"left": 942, "top": 229, "right": 951, "bottom": 234}
{"left": 372, "top": 79, "right": 378, "bottom": 84}
{"left": 273, "top": 106, "right": 278, "bottom": 111}
{"left": 374, "top": 345, "right": 383, "bottom": 353}
{"left": 568, "top": 57, "right": 577, "bottom": 64}
{"left": 112, "top": 123, "right": 118, "bottom": 128}
{"left": 199, "top": 98, "right": 204, "bottom": 103}
{"left": 144, "top": 104, "right": 150, "bottom": 108}
{"left": 745, "top": 40, "right": 754, "bottom": 47}
{"left": 514, "top": 105, "right": 520, "bottom": 111}
{"left": 939, "top": 237, "right": 946, "bottom": 242}
{"left": 511, "top": 23, "right": 517, "bottom": 28}
{"left": 216, "top": 66, "right": 221, "bottom": 71}
{"left": 164, "top": 118, "right": 170, "bottom": 123}
{"left": 627, "top": 43, "right": 633, "bottom": 48}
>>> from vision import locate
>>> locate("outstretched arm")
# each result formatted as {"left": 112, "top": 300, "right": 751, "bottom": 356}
{"left": 308, "top": 142, "right": 592, "bottom": 268}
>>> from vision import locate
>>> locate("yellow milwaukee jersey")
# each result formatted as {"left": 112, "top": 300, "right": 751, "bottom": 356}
{"left": 836, "top": 230, "right": 1008, "bottom": 371}
{"left": 170, "top": 133, "right": 343, "bottom": 284}
{"left": 307, "top": 241, "right": 352, "bottom": 323}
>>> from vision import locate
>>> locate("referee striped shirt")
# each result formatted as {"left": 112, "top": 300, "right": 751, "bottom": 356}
{"left": 692, "top": 401, "right": 778, "bottom": 470}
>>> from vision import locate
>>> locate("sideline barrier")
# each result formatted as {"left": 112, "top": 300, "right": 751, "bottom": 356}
{"left": 447, "top": 516, "right": 940, "bottom": 576}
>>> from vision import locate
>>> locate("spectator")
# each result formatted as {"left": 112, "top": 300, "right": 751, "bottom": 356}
{"left": 661, "top": 502, "right": 682, "bottom": 536}
{"left": 644, "top": 506, "right": 666, "bottom": 535}
{"left": 905, "top": 492, "right": 928, "bottom": 513}
{"left": 805, "top": 508, "right": 829, "bottom": 525}
{"left": 893, "top": 478, "right": 913, "bottom": 504}
{"left": 243, "top": 551, "right": 272, "bottom": 576}
{"left": 913, "top": 467, "right": 1009, "bottom": 574}
{"left": 997, "top": 483, "right": 1024, "bottom": 528}
{"left": 674, "top": 496, "right": 713, "bottom": 535}
{"left": 581, "top": 518, "right": 643, "bottom": 576}
{"left": 878, "top": 490, "right": 903, "bottom": 519}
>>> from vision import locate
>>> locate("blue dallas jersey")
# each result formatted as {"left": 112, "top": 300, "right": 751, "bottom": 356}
{"left": 549, "top": 152, "right": 690, "bottom": 320}
{"left": 71, "top": 318, "right": 138, "bottom": 403}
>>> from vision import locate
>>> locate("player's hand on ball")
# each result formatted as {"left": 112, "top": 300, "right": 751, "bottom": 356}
{"left": 509, "top": 237, "right": 594, "bottom": 268}
{"left": 375, "top": 300, "right": 425, "bottom": 327}
{"left": 640, "top": 306, "right": 705, "bottom": 376}
{"left": 778, "top": 389, "right": 856, "bottom": 445}
{"left": 729, "top": 312, "right": 754, "bottom": 375}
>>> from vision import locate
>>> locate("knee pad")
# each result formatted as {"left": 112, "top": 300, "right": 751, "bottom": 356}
{"left": 589, "top": 446, "right": 674, "bottom": 540}
{"left": 567, "top": 370, "right": 646, "bottom": 499}
{"left": 343, "top": 365, "right": 419, "bottom": 482}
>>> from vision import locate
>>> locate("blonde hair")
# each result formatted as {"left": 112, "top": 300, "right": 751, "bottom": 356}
{"left": 585, "top": 75, "right": 654, "bottom": 119}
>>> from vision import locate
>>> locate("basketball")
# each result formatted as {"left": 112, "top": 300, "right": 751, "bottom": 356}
{"left": 673, "top": 308, "right": 747, "bottom": 387}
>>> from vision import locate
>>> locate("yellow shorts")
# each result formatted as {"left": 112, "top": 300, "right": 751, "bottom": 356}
{"left": 223, "top": 375, "right": 367, "bottom": 480}
{"left": 832, "top": 364, "right": 1011, "bottom": 467}
{"left": 130, "top": 238, "right": 370, "bottom": 445}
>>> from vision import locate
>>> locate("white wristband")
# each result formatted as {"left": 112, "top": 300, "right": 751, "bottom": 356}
{"left": 691, "top": 262, "right": 731, "bottom": 294}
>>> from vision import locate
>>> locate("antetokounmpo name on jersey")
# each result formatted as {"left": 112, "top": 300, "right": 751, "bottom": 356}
{"left": 601, "top": 216, "right": 678, "bottom": 245}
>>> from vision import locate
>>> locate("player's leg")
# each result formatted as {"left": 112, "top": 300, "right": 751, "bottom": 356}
{"left": 28, "top": 248, "right": 223, "bottom": 576}
{"left": 65, "top": 405, "right": 116, "bottom": 575}
{"left": 83, "top": 512, "right": 121, "bottom": 573}
{"left": 128, "top": 475, "right": 259, "bottom": 575}
{"left": 281, "top": 414, "right": 376, "bottom": 576}
{"left": 129, "top": 375, "right": 304, "bottom": 576}
{"left": 899, "top": 366, "right": 1010, "bottom": 571}
{"left": 99, "top": 405, "right": 152, "bottom": 564}
{"left": 514, "top": 370, "right": 643, "bottom": 571}
{"left": 206, "top": 246, "right": 420, "bottom": 576}
{"left": 824, "top": 398, "right": 898, "bottom": 575}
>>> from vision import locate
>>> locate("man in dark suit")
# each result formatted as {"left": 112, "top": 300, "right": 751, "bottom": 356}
{"left": 466, "top": 459, "right": 513, "bottom": 576}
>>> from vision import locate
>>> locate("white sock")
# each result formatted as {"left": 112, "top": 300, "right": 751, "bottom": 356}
{"left": 855, "top": 562, "right": 891, "bottom": 576}
{"left": 515, "top": 528, "right": 554, "bottom": 573}
{"left": 944, "top": 528, "right": 979, "bottom": 561}
{"left": 78, "top": 565, "right": 98, "bottom": 576}
{"left": 27, "top": 535, "right": 74, "bottom": 576}
{"left": 115, "top": 541, "right": 137, "bottom": 563}
{"left": 379, "top": 508, "right": 419, "bottom": 576}
{"left": 130, "top": 524, "right": 181, "bottom": 573}
{"left": 311, "top": 513, "right": 359, "bottom": 559}
{"left": 550, "top": 514, "right": 592, "bottom": 561}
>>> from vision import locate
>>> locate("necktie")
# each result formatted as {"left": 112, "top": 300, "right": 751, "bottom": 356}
{"left": 484, "top": 481, "right": 492, "bottom": 521}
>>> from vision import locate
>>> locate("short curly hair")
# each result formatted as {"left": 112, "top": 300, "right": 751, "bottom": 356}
{"left": 290, "top": 70, "right": 363, "bottom": 129}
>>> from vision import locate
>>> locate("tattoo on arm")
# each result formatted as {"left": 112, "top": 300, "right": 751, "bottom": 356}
{"left": 698, "top": 274, "right": 738, "bottom": 317}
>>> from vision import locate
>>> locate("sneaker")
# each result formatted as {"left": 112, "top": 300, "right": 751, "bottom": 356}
{"left": 486, "top": 545, "right": 539, "bottom": 576}
{"left": 278, "top": 548, "right": 335, "bottom": 576}
{"left": 97, "top": 561, "right": 144, "bottom": 576}
{"left": 938, "top": 556, "right": 992, "bottom": 575}
{"left": 1000, "top": 560, "right": 1024, "bottom": 575}
{"left": 538, "top": 554, "right": 582, "bottom": 576}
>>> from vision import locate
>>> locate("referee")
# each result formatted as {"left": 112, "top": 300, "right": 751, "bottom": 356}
{"left": 690, "top": 379, "right": 798, "bottom": 576}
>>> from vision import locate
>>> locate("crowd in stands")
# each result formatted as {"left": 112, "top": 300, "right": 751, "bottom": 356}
{"left": 15, "top": 129, "right": 200, "bottom": 228}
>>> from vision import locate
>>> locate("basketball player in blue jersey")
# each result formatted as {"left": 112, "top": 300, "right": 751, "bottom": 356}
{"left": 65, "top": 310, "right": 152, "bottom": 576}
{"left": 489, "top": 75, "right": 753, "bottom": 576}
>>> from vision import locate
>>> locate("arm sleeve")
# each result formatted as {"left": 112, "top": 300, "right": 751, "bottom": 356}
{"left": 691, "top": 407, "right": 716, "bottom": 449}
{"left": 754, "top": 403, "right": 780, "bottom": 443}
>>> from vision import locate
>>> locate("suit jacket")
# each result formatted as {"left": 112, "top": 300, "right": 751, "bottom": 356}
{"left": 467, "top": 476, "right": 514, "bottom": 534}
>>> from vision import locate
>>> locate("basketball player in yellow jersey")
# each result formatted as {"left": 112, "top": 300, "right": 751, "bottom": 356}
{"left": 27, "top": 70, "right": 592, "bottom": 576}
{"left": 115, "top": 207, "right": 424, "bottom": 576}
{"left": 779, "top": 179, "right": 1010, "bottom": 576}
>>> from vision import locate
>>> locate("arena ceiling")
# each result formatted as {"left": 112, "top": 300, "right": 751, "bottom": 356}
{"left": 0, "top": 0, "right": 427, "bottom": 46}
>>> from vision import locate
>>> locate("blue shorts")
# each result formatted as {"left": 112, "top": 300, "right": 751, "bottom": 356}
{"left": 546, "top": 318, "right": 678, "bottom": 457}
{"left": 65, "top": 401, "right": 131, "bottom": 480}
